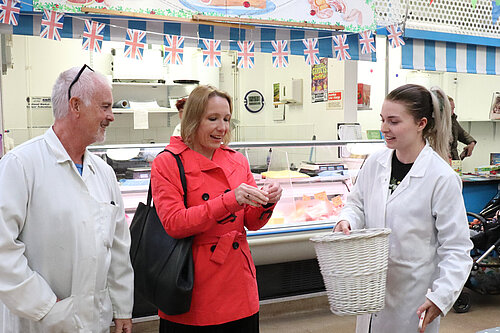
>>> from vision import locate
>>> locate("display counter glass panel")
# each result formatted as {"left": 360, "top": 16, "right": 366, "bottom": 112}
{"left": 88, "top": 140, "right": 385, "bottom": 236}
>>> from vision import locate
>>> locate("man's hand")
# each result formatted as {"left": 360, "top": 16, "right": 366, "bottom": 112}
{"left": 416, "top": 299, "right": 441, "bottom": 333}
{"left": 114, "top": 318, "right": 132, "bottom": 333}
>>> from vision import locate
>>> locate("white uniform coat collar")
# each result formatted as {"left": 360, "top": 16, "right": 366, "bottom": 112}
{"left": 44, "top": 127, "right": 97, "bottom": 177}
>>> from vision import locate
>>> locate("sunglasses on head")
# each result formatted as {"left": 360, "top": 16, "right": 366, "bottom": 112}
{"left": 68, "top": 64, "right": 94, "bottom": 100}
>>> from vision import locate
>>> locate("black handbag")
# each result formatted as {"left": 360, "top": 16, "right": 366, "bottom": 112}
{"left": 129, "top": 150, "right": 194, "bottom": 315}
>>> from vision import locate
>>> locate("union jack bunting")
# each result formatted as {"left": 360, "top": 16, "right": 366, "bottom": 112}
{"left": 237, "top": 41, "right": 255, "bottom": 69}
{"left": 332, "top": 35, "right": 351, "bottom": 61}
{"left": 387, "top": 24, "right": 405, "bottom": 48}
{"left": 359, "top": 30, "right": 376, "bottom": 54}
{"left": 201, "top": 39, "right": 221, "bottom": 68}
{"left": 82, "top": 20, "right": 105, "bottom": 53}
{"left": 124, "top": 28, "right": 146, "bottom": 60}
{"left": 271, "top": 40, "right": 289, "bottom": 68}
{"left": 0, "top": 0, "right": 20, "bottom": 26}
{"left": 164, "top": 34, "right": 184, "bottom": 65}
{"left": 40, "top": 10, "right": 64, "bottom": 41}
{"left": 302, "top": 38, "right": 320, "bottom": 66}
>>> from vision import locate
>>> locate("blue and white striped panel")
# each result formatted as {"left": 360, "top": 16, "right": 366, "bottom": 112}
{"left": 289, "top": 29, "right": 305, "bottom": 56}
{"left": 402, "top": 38, "right": 500, "bottom": 75}
{"left": 146, "top": 20, "right": 164, "bottom": 45}
{"left": 5, "top": 14, "right": 376, "bottom": 62}
{"left": 7, "top": 13, "right": 38, "bottom": 36}
{"left": 197, "top": 24, "right": 232, "bottom": 49}
{"left": 229, "top": 27, "right": 246, "bottom": 51}
{"left": 179, "top": 23, "right": 198, "bottom": 48}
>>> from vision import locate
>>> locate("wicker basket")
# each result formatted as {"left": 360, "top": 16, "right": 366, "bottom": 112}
{"left": 311, "top": 228, "right": 391, "bottom": 316}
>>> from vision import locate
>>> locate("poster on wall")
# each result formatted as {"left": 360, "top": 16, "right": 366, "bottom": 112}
{"left": 26, "top": 96, "right": 53, "bottom": 127}
{"left": 32, "top": 0, "right": 377, "bottom": 32}
{"left": 273, "top": 83, "right": 280, "bottom": 103}
{"left": 326, "top": 90, "right": 342, "bottom": 110}
{"left": 311, "top": 58, "right": 328, "bottom": 103}
{"left": 490, "top": 92, "right": 500, "bottom": 120}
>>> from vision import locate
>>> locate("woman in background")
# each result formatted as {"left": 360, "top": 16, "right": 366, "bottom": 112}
{"left": 171, "top": 97, "right": 186, "bottom": 137}
{"left": 335, "top": 84, "right": 472, "bottom": 333}
{"left": 151, "top": 85, "right": 282, "bottom": 332}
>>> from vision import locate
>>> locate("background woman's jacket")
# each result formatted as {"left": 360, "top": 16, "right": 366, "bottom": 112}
{"left": 339, "top": 144, "right": 473, "bottom": 333}
{"left": 151, "top": 137, "right": 275, "bottom": 326}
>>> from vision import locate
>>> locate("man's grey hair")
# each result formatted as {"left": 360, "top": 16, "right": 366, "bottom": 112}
{"left": 51, "top": 66, "right": 111, "bottom": 119}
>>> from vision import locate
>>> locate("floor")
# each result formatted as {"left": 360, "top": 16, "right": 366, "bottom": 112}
{"left": 122, "top": 289, "right": 500, "bottom": 333}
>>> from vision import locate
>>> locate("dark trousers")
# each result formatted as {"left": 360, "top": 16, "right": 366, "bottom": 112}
{"left": 159, "top": 312, "right": 259, "bottom": 333}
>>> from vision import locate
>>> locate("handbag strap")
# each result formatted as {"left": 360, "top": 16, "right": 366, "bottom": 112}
{"left": 147, "top": 149, "right": 188, "bottom": 209}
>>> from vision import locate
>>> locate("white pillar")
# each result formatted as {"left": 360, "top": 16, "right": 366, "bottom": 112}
{"left": 0, "top": 34, "right": 5, "bottom": 157}
{"left": 343, "top": 60, "right": 358, "bottom": 123}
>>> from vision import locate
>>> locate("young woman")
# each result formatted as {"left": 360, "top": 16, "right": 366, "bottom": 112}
{"left": 334, "top": 84, "right": 473, "bottom": 333}
{"left": 151, "top": 85, "right": 282, "bottom": 332}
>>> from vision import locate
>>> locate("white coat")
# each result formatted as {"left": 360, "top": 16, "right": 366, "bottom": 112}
{"left": 0, "top": 128, "right": 134, "bottom": 333}
{"left": 339, "top": 144, "right": 473, "bottom": 333}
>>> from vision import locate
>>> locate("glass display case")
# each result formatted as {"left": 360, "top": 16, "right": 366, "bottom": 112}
{"left": 89, "top": 139, "right": 385, "bottom": 313}
{"left": 88, "top": 139, "right": 385, "bottom": 264}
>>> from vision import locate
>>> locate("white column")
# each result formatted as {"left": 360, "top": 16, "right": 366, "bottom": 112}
{"left": 0, "top": 34, "right": 5, "bottom": 157}
{"left": 343, "top": 60, "right": 358, "bottom": 123}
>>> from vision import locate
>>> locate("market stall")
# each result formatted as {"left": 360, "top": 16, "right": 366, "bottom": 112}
{"left": 1, "top": 0, "right": 500, "bottom": 321}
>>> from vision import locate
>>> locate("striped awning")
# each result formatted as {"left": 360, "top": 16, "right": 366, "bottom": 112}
{"left": 0, "top": 13, "right": 376, "bottom": 62}
{"left": 402, "top": 38, "right": 500, "bottom": 75}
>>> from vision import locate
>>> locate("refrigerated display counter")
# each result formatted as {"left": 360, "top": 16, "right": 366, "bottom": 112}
{"left": 88, "top": 139, "right": 385, "bottom": 315}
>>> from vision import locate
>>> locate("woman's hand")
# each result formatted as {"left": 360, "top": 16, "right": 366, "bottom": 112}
{"left": 234, "top": 183, "right": 269, "bottom": 207}
{"left": 262, "top": 182, "right": 282, "bottom": 204}
{"left": 333, "top": 220, "right": 351, "bottom": 235}
{"left": 416, "top": 299, "right": 441, "bottom": 333}
{"left": 114, "top": 318, "right": 132, "bottom": 333}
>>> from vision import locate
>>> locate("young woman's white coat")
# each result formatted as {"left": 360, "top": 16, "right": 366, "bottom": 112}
{"left": 339, "top": 143, "right": 472, "bottom": 333}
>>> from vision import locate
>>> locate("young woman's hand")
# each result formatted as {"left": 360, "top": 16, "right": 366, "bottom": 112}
{"left": 416, "top": 299, "right": 441, "bottom": 333}
{"left": 234, "top": 183, "right": 269, "bottom": 207}
{"left": 333, "top": 220, "right": 351, "bottom": 235}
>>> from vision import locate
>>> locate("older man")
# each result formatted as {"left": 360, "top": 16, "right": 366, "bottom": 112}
{"left": 0, "top": 65, "right": 133, "bottom": 332}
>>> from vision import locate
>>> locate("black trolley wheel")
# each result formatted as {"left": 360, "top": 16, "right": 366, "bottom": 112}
{"left": 453, "top": 292, "right": 471, "bottom": 313}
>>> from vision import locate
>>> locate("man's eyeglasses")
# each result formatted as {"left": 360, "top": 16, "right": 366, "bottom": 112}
{"left": 68, "top": 64, "right": 94, "bottom": 100}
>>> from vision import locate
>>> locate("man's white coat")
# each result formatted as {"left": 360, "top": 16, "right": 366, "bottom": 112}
{"left": 0, "top": 129, "right": 133, "bottom": 332}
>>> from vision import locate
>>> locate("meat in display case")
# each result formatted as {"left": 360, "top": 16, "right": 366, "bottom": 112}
{"left": 88, "top": 139, "right": 385, "bottom": 313}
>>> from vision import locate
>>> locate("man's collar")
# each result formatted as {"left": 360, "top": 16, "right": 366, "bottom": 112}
{"left": 44, "top": 127, "right": 96, "bottom": 175}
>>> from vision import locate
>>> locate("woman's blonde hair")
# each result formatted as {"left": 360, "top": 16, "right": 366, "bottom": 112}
{"left": 181, "top": 85, "right": 233, "bottom": 145}
{"left": 386, "top": 84, "right": 452, "bottom": 160}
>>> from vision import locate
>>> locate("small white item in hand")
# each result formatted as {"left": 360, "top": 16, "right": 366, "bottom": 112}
{"left": 418, "top": 309, "right": 426, "bottom": 331}
{"left": 419, "top": 288, "right": 431, "bottom": 331}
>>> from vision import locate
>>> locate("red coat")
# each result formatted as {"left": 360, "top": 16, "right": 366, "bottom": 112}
{"left": 151, "top": 137, "right": 275, "bottom": 326}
